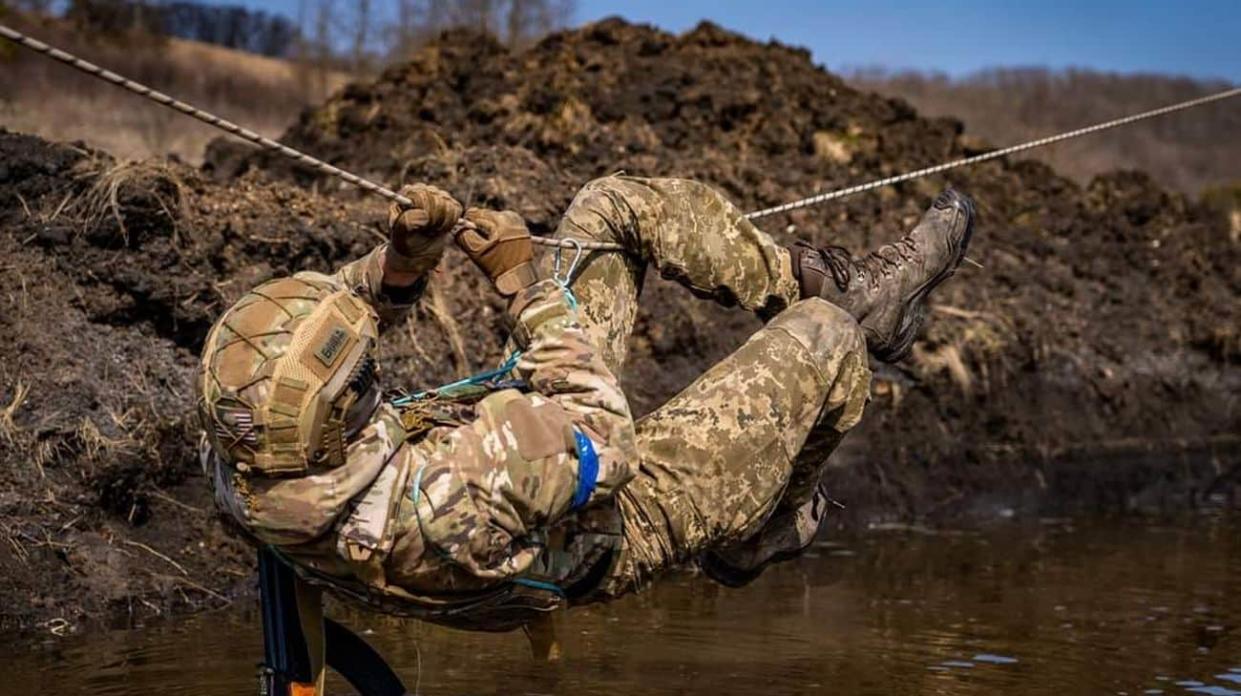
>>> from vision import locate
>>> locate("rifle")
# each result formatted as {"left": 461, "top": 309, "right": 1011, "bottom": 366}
{"left": 258, "top": 547, "right": 408, "bottom": 696}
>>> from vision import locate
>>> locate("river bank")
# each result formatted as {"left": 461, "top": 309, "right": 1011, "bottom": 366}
{"left": 1, "top": 18, "right": 1237, "bottom": 641}
{"left": 9, "top": 515, "right": 1241, "bottom": 695}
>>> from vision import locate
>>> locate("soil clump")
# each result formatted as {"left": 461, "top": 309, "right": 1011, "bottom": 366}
{"left": 1, "top": 19, "right": 1238, "bottom": 640}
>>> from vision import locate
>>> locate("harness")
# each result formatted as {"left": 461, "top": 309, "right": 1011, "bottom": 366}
{"left": 293, "top": 247, "right": 604, "bottom": 632}
{"left": 302, "top": 349, "right": 605, "bottom": 632}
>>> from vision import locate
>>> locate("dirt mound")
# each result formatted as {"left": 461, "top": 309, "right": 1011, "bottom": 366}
{"left": 1, "top": 19, "right": 1238, "bottom": 638}
{"left": 216, "top": 18, "right": 1240, "bottom": 484}
{"left": 0, "top": 130, "right": 491, "bottom": 637}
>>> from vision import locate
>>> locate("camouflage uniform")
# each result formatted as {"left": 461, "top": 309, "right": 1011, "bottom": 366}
{"left": 203, "top": 176, "right": 870, "bottom": 628}
{"left": 530, "top": 177, "right": 871, "bottom": 598}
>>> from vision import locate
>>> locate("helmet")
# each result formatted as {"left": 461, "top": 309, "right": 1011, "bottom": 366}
{"left": 198, "top": 274, "right": 381, "bottom": 475}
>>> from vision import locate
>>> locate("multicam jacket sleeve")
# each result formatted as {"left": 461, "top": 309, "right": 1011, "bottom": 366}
{"left": 506, "top": 278, "right": 639, "bottom": 507}
{"left": 331, "top": 243, "right": 426, "bottom": 328}
{"left": 396, "top": 279, "right": 639, "bottom": 582}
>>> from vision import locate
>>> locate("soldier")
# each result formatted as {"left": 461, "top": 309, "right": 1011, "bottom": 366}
{"left": 198, "top": 176, "right": 973, "bottom": 632}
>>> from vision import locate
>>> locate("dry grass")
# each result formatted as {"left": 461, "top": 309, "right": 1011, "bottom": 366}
{"left": 904, "top": 304, "right": 1019, "bottom": 396}
{"left": 911, "top": 343, "right": 973, "bottom": 394}
{"left": 72, "top": 158, "right": 186, "bottom": 243}
{"left": 75, "top": 417, "right": 132, "bottom": 462}
{"left": 0, "top": 381, "right": 30, "bottom": 445}
{"left": 423, "top": 275, "right": 471, "bottom": 374}
{"left": 848, "top": 67, "right": 1240, "bottom": 195}
{"left": 163, "top": 39, "right": 345, "bottom": 89}
{"left": 0, "top": 15, "right": 349, "bottom": 163}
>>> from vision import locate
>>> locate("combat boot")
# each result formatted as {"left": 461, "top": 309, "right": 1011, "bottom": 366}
{"left": 698, "top": 488, "right": 831, "bottom": 588}
{"left": 790, "top": 188, "right": 975, "bottom": 362}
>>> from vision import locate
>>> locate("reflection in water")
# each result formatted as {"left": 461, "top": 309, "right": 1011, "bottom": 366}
{"left": 7, "top": 516, "right": 1240, "bottom": 696}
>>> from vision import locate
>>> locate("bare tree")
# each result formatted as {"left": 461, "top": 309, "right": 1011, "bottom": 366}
{"left": 5, "top": 0, "right": 58, "bottom": 15}
{"left": 349, "top": 0, "right": 370, "bottom": 73}
{"left": 383, "top": 0, "right": 576, "bottom": 59}
{"left": 287, "top": 0, "right": 576, "bottom": 79}
{"left": 506, "top": 0, "right": 573, "bottom": 46}
{"left": 289, "top": 0, "right": 345, "bottom": 96}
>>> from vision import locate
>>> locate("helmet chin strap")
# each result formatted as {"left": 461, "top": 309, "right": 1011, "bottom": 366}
{"left": 343, "top": 381, "right": 383, "bottom": 440}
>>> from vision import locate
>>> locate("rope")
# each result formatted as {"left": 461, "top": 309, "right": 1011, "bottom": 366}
{"left": 4, "top": 23, "right": 1238, "bottom": 245}
{"left": 0, "top": 26, "right": 404, "bottom": 202}
{"left": 389, "top": 349, "right": 524, "bottom": 405}
{"left": 0, "top": 23, "right": 612, "bottom": 250}
{"left": 745, "top": 86, "right": 1241, "bottom": 219}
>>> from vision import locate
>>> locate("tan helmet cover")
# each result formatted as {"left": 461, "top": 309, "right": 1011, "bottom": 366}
{"left": 198, "top": 274, "right": 380, "bottom": 476}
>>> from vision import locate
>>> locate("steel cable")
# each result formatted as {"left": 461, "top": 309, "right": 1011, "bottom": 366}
{"left": 4, "top": 23, "right": 1238, "bottom": 251}
{"left": 0, "top": 24, "right": 610, "bottom": 249}
{"left": 744, "top": 86, "right": 1241, "bottom": 219}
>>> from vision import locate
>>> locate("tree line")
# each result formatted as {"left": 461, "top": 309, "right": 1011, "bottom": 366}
{"left": 5, "top": 0, "right": 576, "bottom": 65}
{"left": 54, "top": 0, "right": 299, "bottom": 56}
{"left": 849, "top": 66, "right": 1240, "bottom": 195}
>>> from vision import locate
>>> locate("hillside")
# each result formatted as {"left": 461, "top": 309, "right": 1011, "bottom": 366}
{"left": 1, "top": 19, "right": 1238, "bottom": 639}
{"left": 848, "top": 67, "right": 1240, "bottom": 196}
{"left": 0, "top": 12, "right": 348, "bottom": 163}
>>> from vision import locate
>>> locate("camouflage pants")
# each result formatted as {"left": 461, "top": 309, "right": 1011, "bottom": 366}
{"left": 538, "top": 176, "right": 872, "bottom": 597}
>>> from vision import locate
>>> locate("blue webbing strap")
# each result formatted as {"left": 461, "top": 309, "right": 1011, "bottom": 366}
{"left": 510, "top": 430, "right": 596, "bottom": 598}
{"left": 512, "top": 577, "right": 566, "bottom": 596}
{"left": 390, "top": 242, "right": 585, "bottom": 409}
{"left": 570, "top": 429, "right": 599, "bottom": 511}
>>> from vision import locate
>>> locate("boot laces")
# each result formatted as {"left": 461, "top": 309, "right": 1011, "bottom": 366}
{"left": 818, "top": 237, "right": 918, "bottom": 291}
{"left": 816, "top": 246, "right": 855, "bottom": 292}
{"left": 858, "top": 237, "right": 918, "bottom": 287}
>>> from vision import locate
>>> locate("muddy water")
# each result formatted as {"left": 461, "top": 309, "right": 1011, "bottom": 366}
{"left": 7, "top": 516, "right": 1240, "bottom": 696}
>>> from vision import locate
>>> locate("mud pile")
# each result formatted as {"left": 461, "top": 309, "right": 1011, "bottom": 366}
{"left": 221, "top": 18, "right": 1240, "bottom": 509}
{"left": 1, "top": 19, "right": 1237, "bottom": 637}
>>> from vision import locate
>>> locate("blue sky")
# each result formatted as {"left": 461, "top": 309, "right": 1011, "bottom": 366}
{"left": 576, "top": 1, "right": 1240, "bottom": 82}
{"left": 229, "top": 1, "right": 1240, "bottom": 82}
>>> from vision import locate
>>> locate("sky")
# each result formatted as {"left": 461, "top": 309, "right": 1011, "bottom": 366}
{"left": 574, "top": 1, "right": 1240, "bottom": 82}
{"left": 215, "top": 0, "right": 1239, "bottom": 82}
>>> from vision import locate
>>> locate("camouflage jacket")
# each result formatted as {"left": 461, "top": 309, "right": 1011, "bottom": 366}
{"left": 203, "top": 245, "right": 637, "bottom": 622}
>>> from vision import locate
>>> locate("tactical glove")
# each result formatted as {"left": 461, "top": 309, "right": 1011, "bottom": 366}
{"left": 385, "top": 183, "right": 463, "bottom": 277}
{"left": 457, "top": 208, "right": 539, "bottom": 296}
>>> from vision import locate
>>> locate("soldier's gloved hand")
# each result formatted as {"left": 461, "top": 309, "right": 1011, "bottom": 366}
{"left": 384, "top": 183, "right": 463, "bottom": 280}
{"left": 457, "top": 208, "right": 538, "bottom": 297}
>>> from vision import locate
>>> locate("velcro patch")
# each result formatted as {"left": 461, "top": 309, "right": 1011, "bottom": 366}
{"left": 314, "top": 326, "right": 350, "bottom": 367}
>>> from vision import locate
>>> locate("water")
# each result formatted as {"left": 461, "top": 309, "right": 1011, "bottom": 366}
{"left": 7, "top": 517, "right": 1240, "bottom": 695}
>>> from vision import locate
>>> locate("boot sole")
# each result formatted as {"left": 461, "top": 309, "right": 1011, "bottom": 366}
{"left": 699, "top": 516, "right": 822, "bottom": 589}
{"left": 873, "top": 191, "right": 976, "bottom": 362}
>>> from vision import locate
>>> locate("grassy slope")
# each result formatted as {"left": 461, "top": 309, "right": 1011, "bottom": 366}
{"left": 847, "top": 68, "right": 1240, "bottom": 196}
{"left": 0, "top": 13, "right": 348, "bottom": 163}
{"left": 5, "top": 11, "right": 1237, "bottom": 198}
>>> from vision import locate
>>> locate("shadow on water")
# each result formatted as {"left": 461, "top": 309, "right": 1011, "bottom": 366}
{"left": 7, "top": 515, "right": 1241, "bottom": 695}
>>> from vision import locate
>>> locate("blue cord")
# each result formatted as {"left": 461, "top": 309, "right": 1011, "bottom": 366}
{"left": 390, "top": 351, "right": 524, "bottom": 406}
{"left": 554, "top": 279, "right": 579, "bottom": 313}
{"left": 551, "top": 238, "right": 584, "bottom": 313}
